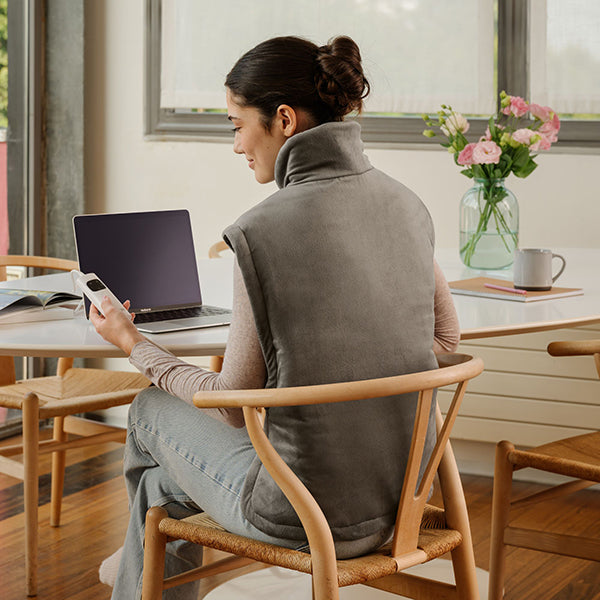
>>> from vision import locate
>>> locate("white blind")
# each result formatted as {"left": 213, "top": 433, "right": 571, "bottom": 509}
{"left": 530, "top": 0, "right": 600, "bottom": 115}
{"left": 161, "top": 0, "right": 495, "bottom": 115}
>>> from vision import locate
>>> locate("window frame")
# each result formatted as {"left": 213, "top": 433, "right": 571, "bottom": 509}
{"left": 7, "top": 0, "right": 44, "bottom": 256}
{"left": 144, "top": 0, "right": 600, "bottom": 149}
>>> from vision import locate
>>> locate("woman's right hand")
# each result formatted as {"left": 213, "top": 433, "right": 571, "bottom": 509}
{"left": 89, "top": 297, "right": 147, "bottom": 355}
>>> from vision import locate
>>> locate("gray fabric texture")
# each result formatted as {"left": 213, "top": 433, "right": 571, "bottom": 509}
{"left": 223, "top": 121, "right": 438, "bottom": 541}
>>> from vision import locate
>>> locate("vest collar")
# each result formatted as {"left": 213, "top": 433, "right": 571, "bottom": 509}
{"left": 275, "top": 121, "right": 372, "bottom": 189}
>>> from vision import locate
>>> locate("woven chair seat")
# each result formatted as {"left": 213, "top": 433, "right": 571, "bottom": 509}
{"left": 511, "top": 431, "right": 600, "bottom": 481}
{"left": 159, "top": 504, "right": 463, "bottom": 588}
{"left": 0, "top": 368, "right": 150, "bottom": 416}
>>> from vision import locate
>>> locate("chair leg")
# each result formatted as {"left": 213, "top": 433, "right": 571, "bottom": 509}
{"left": 436, "top": 409, "right": 480, "bottom": 600}
{"left": 488, "top": 441, "right": 515, "bottom": 600}
{"left": 50, "top": 358, "right": 73, "bottom": 527}
{"left": 23, "top": 393, "right": 40, "bottom": 597}
{"left": 141, "top": 506, "right": 169, "bottom": 600}
{"left": 50, "top": 416, "right": 67, "bottom": 527}
{"left": 311, "top": 566, "right": 340, "bottom": 600}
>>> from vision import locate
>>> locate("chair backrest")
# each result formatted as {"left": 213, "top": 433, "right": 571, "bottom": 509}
{"left": 207, "top": 240, "right": 230, "bottom": 258}
{"left": 0, "top": 254, "right": 78, "bottom": 282}
{"left": 548, "top": 339, "right": 600, "bottom": 378}
{"left": 0, "top": 255, "right": 79, "bottom": 385}
{"left": 193, "top": 352, "right": 484, "bottom": 565}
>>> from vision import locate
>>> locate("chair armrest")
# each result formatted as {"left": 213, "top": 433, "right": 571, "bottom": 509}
{"left": 192, "top": 354, "right": 483, "bottom": 409}
{"left": 547, "top": 339, "right": 600, "bottom": 357}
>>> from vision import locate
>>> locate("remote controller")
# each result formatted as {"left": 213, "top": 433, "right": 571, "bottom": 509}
{"left": 74, "top": 272, "right": 130, "bottom": 318}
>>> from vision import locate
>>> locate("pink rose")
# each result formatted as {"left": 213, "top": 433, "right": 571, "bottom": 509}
{"left": 502, "top": 95, "right": 529, "bottom": 117}
{"left": 544, "top": 112, "right": 561, "bottom": 133}
{"left": 457, "top": 143, "right": 477, "bottom": 165}
{"left": 537, "top": 116, "right": 560, "bottom": 149}
{"left": 529, "top": 103, "right": 553, "bottom": 122}
{"left": 479, "top": 126, "right": 492, "bottom": 142}
{"left": 529, "top": 136, "right": 546, "bottom": 151}
{"left": 472, "top": 141, "right": 502, "bottom": 164}
{"left": 512, "top": 128, "right": 536, "bottom": 145}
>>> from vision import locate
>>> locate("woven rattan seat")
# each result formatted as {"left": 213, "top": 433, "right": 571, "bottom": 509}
{"left": 509, "top": 431, "right": 600, "bottom": 480}
{"left": 159, "top": 504, "right": 463, "bottom": 588}
{"left": 141, "top": 353, "right": 484, "bottom": 600}
{"left": 0, "top": 368, "right": 148, "bottom": 414}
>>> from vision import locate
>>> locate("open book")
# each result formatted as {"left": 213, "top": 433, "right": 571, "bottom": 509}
{"left": 449, "top": 277, "right": 583, "bottom": 303}
{"left": 0, "top": 288, "right": 82, "bottom": 324}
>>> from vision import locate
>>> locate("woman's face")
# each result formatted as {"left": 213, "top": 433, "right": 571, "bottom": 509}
{"left": 226, "top": 90, "right": 289, "bottom": 184}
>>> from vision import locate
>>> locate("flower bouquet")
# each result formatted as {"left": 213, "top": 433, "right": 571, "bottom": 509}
{"left": 423, "top": 91, "right": 560, "bottom": 268}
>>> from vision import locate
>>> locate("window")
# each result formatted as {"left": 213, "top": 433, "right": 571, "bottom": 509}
{"left": 0, "top": 0, "right": 7, "bottom": 255}
{"left": 530, "top": 0, "right": 600, "bottom": 117}
{"left": 145, "top": 0, "right": 600, "bottom": 148}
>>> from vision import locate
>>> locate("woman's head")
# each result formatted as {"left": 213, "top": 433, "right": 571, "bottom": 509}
{"left": 226, "top": 35, "right": 370, "bottom": 129}
{"left": 225, "top": 36, "right": 370, "bottom": 183}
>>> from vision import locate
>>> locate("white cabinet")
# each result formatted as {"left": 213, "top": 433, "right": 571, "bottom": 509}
{"left": 441, "top": 324, "right": 600, "bottom": 449}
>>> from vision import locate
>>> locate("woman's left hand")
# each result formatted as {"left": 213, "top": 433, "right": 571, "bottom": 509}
{"left": 89, "top": 297, "right": 147, "bottom": 355}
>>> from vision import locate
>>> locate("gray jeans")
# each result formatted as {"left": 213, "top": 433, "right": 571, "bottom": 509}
{"left": 111, "top": 387, "right": 307, "bottom": 600}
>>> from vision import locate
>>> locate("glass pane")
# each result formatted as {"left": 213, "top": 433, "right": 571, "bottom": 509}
{"left": 161, "top": 0, "right": 496, "bottom": 116}
{"left": 531, "top": 0, "right": 600, "bottom": 118}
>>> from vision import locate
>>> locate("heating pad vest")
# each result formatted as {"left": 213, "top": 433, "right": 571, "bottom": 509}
{"left": 224, "top": 121, "right": 438, "bottom": 541}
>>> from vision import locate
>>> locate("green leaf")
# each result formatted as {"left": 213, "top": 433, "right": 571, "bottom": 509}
{"left": 460, "top": 169, "right": 474, "bottom": 178}
{"left": 472, "top": 164, "right": 486, "bottom": 179}
{"left": 511, "top": 145, "right": 529, "bottom": 170}
{"left": 514, "top": 159, "right": 538, "bottom": 178}
{"left": 501, "top": 154, "right": 513, "bottom": 170}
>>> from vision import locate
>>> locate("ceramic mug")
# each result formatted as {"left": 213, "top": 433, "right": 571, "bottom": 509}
{"left": 513, "top": 248, "right": 566, "bottom": 291}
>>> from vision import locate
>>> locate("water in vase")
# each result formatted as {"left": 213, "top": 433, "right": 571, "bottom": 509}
{"left": 459, "top": 228, "right": 518, "bottom": 270}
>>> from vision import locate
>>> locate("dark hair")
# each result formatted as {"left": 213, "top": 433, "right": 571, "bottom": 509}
{"left": 225, "top": 36, "right": 370, "bottom": 128}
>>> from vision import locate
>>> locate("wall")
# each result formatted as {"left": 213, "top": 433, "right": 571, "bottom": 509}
{"left": 84, "top": 1, "right": 600, "bottom": 479}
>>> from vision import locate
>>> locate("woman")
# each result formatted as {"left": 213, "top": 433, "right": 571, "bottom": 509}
{"left": 93, "top": 36, "right": 459, "bottom": 599}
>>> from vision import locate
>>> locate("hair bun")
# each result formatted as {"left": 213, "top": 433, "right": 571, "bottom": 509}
{"left": 315, "top": 36, "right": 370, "bottom": 120}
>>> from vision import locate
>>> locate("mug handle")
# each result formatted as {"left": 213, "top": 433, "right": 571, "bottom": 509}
{"left": 552, "top": 253, "right": 566, "bottom": 283}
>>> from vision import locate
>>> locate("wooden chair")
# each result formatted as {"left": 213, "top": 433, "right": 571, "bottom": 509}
{"left": 141, "top": 352, "right": 484, "bottom": 600}
{"left": 207, "top": 241, "right": 230, "bottom": 372}
{"left": 0, "top": 255, "right": 150, "bottom": 596}
{"left": 488, "top": 339, "right": 600, "bottom": 600}
{"left": 208, "top": 240, "right": 229, "bottom": 259}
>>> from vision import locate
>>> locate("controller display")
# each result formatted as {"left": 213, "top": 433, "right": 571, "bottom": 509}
{"left": 74, "top": 272, "right": 130, "bottom": 318}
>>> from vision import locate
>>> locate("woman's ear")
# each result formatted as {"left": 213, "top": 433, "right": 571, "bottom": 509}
{"left": 274, "top": 104, "right": 298, "bottom": 138}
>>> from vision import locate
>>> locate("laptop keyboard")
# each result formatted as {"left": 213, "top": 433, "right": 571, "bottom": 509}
{"left": 133, "top": 305, "right": 231, "bottom": 324}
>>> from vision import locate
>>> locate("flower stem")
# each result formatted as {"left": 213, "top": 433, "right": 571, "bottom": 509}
{"left": 460, "top": 179, "right": 517, "bottom": 268}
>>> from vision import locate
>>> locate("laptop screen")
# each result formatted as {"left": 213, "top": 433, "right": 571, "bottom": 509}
{"left": 73, "top": 210, "right": 203, "bottom": 313}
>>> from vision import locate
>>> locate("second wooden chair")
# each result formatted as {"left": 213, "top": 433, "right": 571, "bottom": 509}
{"left": 488, "top": 339, "right": 600, "bottom": 600}
{"left": 0, "top": 255, "right": 150, "bottom": 596}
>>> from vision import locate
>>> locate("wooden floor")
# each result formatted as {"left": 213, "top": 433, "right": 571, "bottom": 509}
{"left": 0, "top": 429, "right": 598, "bottom": 600}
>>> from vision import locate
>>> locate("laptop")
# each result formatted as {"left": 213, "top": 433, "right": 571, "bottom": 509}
{"left": 73, "top": 210, "right": 232, "bottom": 333}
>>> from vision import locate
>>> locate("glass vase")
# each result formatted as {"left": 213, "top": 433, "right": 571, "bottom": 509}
{"left": 459, "top": 178, "right": 519, "bottom": 269}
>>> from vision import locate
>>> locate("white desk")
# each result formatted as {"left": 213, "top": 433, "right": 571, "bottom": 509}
{"left": 0, "top": 249, "right": 599, "bottom": 358}
{"left": 0, "top": 258, "right": 235, "bottom": 358}
{"left": 437, "top": 247, "right": 600, "bottom": 339}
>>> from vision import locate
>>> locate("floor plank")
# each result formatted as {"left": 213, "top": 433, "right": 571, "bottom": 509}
{"left": 0, "top": 436, "right": 598, "bottom": 599}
